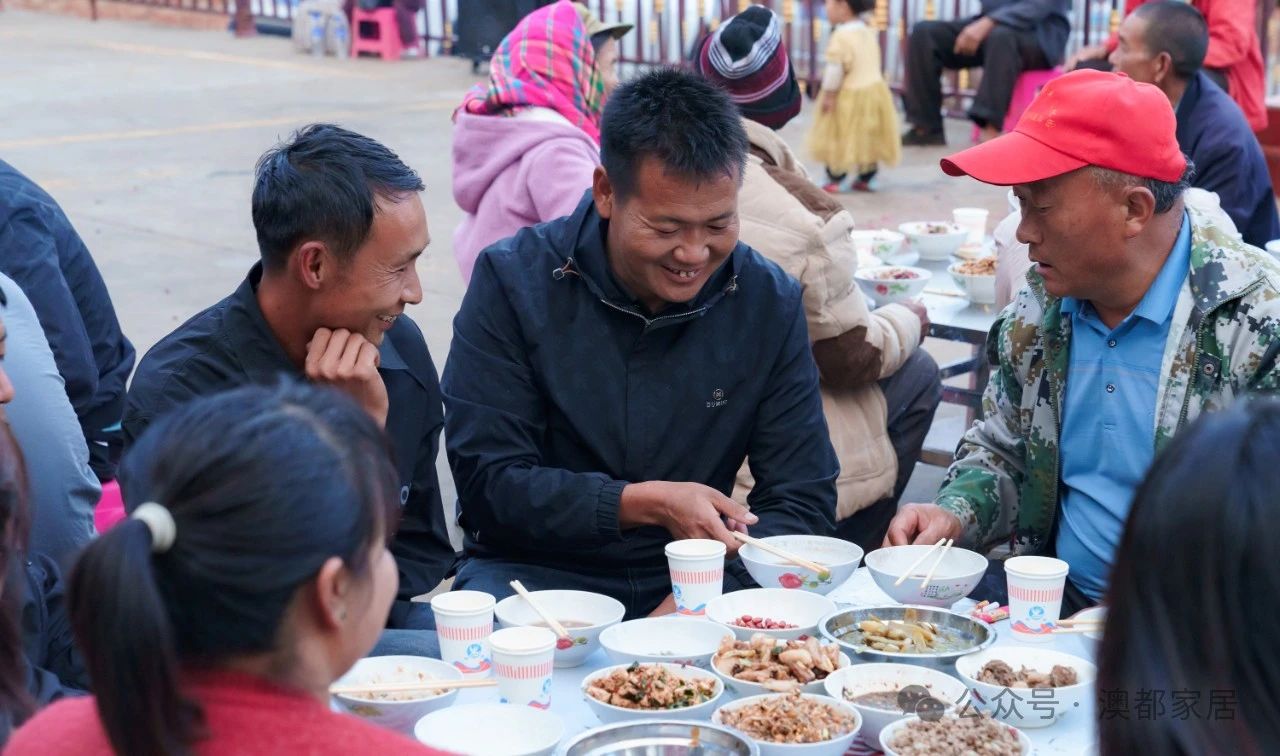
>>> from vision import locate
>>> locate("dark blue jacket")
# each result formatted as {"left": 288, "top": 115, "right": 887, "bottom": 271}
{"left": 442, "top": 194, "right": 838, "bottom": 583}
{"left": 1177, "top": 71, "right": 1280, "bottom": 248}
{"left": 0, "top": 160, "right": 135, "bottom": 480}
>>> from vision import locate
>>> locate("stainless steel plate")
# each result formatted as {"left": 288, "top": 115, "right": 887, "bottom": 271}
{"left": 562, "top": 719, "right": 759, "bottom": 756}
{"left": 820, "top": 605, "right": 995, "bottom": 670}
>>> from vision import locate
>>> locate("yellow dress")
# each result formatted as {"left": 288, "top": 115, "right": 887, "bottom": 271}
{"left": 806, "top": 21, "right": 902, "bottom": 174}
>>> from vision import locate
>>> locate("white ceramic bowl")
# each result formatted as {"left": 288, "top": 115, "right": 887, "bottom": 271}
{"left": 331, "top": 655, "right": 461, "bottom": 733}
{"left": 706, "top": 588, "right": 837, "bottom": 641}
{"left": 711, "top": 641, "right": 852, "bottom": 697}
{"left": 582, "top": 662, "right": 724, "bottom": 724}
{"left": 864, "top": 545, "right": 988, "bottom": 607}
{"left": 879, "top": 714, "right": 1031, "bottom": 755}
{"left": 713, "top": 693, "right": 862, "bottom": 756}
{"left": 414, "top": 702, "right": 564, "bottom": 756}
{"left": 739, "top": 535, "right": 863, "bottom": 596}
{"left": 948, "top": 260, "right": 998, "bottom": 305}
{"left": 598, "top": 617, "right": 732, "bottom": 668}
{"left": 494, "top": 589, "right": 625, "bottom": 668}
{"left": 899, "top": 221, "right": 968, "bottom": 260}
{"left": 1068, "top": 605, "right": 1106, "bottom": 651}
{"left": 853, "top": 265, "right": 931, "bottom": 305}
{"left": 851, "top": 229, "right": 907, "bottom": 262}
{"left": 822, "top": 663, "right": 969, "bottom": 743}
{"left": 954, "top": 646, "right": 1097, "bottom": 729}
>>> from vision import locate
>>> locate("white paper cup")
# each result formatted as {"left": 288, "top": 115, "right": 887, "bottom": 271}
{"left": 953, "top": 207, "right": 990, "bottom": 244}
{"left": 431, "top": 590, "right": 496, "bottom": 678}
{"left": 1005, "top": 556, "right": 1069, "bottom": 643}
{"left": 489, "top": 626, "right": 557, "bottom": 708}
{"left": 665, "top": 539, "right": 726, "bottom": 617}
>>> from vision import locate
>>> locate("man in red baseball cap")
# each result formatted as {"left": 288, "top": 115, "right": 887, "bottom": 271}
{"left": 886, "top": 69, "right": 1280, "bottom": 615}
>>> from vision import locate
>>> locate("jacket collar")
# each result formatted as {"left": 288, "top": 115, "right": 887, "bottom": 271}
{"left": 1173, "top": 71, "right": 1208, "bottom": 147}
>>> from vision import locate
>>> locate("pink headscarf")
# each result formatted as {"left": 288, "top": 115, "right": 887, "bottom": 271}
{"left": 458, "top": 1, "right": 606, "bottom": 144}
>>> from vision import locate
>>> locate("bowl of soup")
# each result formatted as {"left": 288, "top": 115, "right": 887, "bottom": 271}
{"left": 495, "top": 589, "right": 625, "bottom": 667}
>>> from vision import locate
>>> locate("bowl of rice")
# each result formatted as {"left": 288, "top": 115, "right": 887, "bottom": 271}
{"left": 331, "top": 655, "right": 462, "bottom": 733}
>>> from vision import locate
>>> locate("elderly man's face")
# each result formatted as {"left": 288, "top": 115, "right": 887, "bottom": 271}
{"left": 594, "top": 156, "right": 740, "bottom": 314}
{"left": 1109, "top": 15, "right": 1163, "bottom": 86}
{"left": 311, "top": 193, "right": 428, "bottom": 346}
{"left": 1014, "top": 168, "right": 1132, "bottom": 301}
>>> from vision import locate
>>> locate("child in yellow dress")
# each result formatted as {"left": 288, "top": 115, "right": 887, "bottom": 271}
{"left": 807, "top": 0, "right": 902, "bottom": 192}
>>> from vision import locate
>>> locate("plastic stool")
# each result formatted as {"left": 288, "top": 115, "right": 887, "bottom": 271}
{"left": 350, "top": 7, "right": 403, "bottom": 61}
{"left": 94, "top": 479, "right": 126, "bottom": 533}
{"left": 971, "top": 67, "right": 1062, "bottom": 142}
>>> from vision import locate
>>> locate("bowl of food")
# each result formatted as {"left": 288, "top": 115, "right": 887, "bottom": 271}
{"left": 948, "top": 258, "right": 998, "bottom": 304}
{"left": 599, "top": 616, "right": 731, "bottom": 668}
{"left": 820, "top": 606, "right": 996, "bottom": 670}
{"left": 563, "top": 720, "right": 760, "bottom": 756}
{"left": 898, "top": 222, "right": 968, "bottom": 261}
{"left": 583, "top": 661, "right": 724, "bottom": 723}
{"left": 822, "top": 663, "right": 969, "bottom": 743}
{"left": 853, "top": 265, "right": 931, "bottom": 305}
{"left": 494, "top": 589, "right": 625, "bottom": 667}
{"left": 864, "top": 545, "right": 988, "bottom": 607}
{"left": 414, "top": 702, "right": 564, "bottom": 756}
{"left": 738, "top": 535, "right": 863, "bottom": 596}
{"left": 331, "top": 655, "right": 461, "bottom": 733}
{"left": 954, "top": 646, "right": 1097, "bottom": 728}
{"left": 1067, "top": 605, "right": 1106, "bottom": 651}
{"left": 850, "top": 229, "right": 908, "bottom": 262}
{"left": 706, "top": 588, "right": 837, "bottom": 641}
{"left": 714, "top": 691, "right": 861, "bottom": 756}
{"left": 711, "top": 633, "right": 850, "bottom": 696}
{"left": 879, "top": 713, "right": 1031, "bottom": 756}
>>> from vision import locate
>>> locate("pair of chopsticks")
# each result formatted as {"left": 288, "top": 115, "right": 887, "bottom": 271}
{"left": 510, "top": 579, "right": 573, "bottom": 645}
{"left": 730, "top": 531, "right": 831, "bottom": 580}
{"left": 330, "top": 678, "right": 497, "bottom": 696}
{"left": 923, "top": 287, "right": 967, "bottom": 299}
{"left": 1049, "top": 618, "right": 1105, "bottom": 635}
{"left": 892, "top": 537, "right": 955, "bottom": 590}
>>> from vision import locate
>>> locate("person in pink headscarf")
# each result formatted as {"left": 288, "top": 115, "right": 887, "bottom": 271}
{"left": 450, "top": 0, "right": 630, "bottom": 284}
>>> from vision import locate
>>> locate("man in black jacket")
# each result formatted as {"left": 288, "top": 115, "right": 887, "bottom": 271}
{"left": 442, "top": 69, "right": 839, "bottom": 619}
{"left": 123, "top": 125, "right": 452, "bottom": 642}
{"left": 903, "top": 0, "right": 1071, "bottom": 145}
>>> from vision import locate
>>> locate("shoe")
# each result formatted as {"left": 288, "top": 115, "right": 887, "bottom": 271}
{"left": 822, "top": 182, "right": 842, "bottom": 194}
{"left": 902, "top": 127, "right": 946, "bottom": 147}
{"left": 852, "top": 180, "right": 873, "bottom": 192}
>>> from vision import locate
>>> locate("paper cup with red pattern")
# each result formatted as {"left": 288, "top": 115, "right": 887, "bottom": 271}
{"left": 431, "top": 590, "right": 496, "bottom": 678}
{"left": 489, "top": 626, "right": 557, "bottom": 708}
{"left": 1005, "top": 556, "right": 1069, "bottom": 643}
{"left": 665, "top": 539, "right": 726, "bottom": 617}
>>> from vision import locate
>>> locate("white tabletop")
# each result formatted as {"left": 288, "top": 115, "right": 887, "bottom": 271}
{"left": 449, "top": 568, "right": 1098, "bottom": 755}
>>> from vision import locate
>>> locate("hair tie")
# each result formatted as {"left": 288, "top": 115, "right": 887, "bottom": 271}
{"left": 132, "top": 502, "right": 177, "bottom": 554}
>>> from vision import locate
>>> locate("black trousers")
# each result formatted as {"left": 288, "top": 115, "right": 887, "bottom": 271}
{"left": 835, "top": 349, "right": 944, "bottom": 552}
{"left": 904, "top": 18, "right": 1050, "bottom": 133}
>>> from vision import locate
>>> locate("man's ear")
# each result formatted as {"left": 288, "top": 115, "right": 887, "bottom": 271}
{"left": 293, "top": 241, "right": 330, "bottom": 291}
{"left": 1122, "top": 185, "right": 1159, "bottom": 239}
{"left": 1153, "top": 51, "right": 1175, "bottom": 88}
{"left": 592, "top": 166, "right": 616, "bottom": 221}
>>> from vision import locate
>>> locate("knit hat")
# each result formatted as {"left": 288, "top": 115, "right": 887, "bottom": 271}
{"left": 695, "top": 6, "right": 801, "bottom": 130}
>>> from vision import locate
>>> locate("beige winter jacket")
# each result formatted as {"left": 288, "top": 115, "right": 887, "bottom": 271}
{"left": 733, "top": 119, "right": 923, "bottom": 520}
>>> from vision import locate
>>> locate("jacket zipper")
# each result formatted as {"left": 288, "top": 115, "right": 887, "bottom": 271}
{"left": 595, "top": 277, "right": 739, "bottom": 331}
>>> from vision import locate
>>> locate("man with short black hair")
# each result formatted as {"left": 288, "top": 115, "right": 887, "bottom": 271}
{"left": 442, "top": 69, "right": 838, "bottom": 618}
{"left": 124, "top": 124, "right": 452, "bottom": 640}
{"left": 1109, "top": 0, "right": 1279, "bottom": 248}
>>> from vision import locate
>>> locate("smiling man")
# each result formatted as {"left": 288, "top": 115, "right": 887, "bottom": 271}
{"left": 442, "top": 69, "right": 838, "bottom": 618}
{"left": 122, "top": 125, "right": 452, "bottom": 644}
{"left": 885, "top": 70, "right": 1280, "bottom": 610}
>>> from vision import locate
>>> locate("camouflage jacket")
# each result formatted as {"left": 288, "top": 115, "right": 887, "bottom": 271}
{"left": 937, "top": 208, "right": 1280, "bottom": 554}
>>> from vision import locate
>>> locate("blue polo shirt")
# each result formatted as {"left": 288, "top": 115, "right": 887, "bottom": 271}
{"left": 1055, "top": 213, "right": 1191, "bottom": 602}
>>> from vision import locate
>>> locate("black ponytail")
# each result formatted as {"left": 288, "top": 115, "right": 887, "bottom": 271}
{"left": 68, "top": 381, "right": 400, "bottom": 756}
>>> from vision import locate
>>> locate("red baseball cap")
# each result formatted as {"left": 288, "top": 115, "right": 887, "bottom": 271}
{"left": 940, "top": 69, "right": 1186, "bottom": 185}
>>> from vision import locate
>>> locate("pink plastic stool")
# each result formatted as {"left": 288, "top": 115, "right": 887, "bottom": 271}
{"left": 971, "top": 67, "right": 1062, "bottom": 142}
{"left": 94, "top": 479, "right": 126, "bottom": 533}
{"left": 350, "top": 7, "right": 403, "bottom": 61}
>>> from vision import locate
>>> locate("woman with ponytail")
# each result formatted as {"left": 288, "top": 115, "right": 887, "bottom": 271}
{"left": 7, "top": 382, "right": 448, "bottom": 755}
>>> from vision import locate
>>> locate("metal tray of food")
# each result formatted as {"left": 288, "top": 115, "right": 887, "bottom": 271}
{"left": 820, "top": 605, "right": 994, "bottom": 670}
{"left": 562, "top": 719, "right": 759, "bottom": 756}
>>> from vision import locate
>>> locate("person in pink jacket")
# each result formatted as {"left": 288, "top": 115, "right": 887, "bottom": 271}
{"left": 451, "top": 1, "right": 630, "bottom": 283}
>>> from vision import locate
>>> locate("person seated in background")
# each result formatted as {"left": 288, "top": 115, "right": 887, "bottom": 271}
{"left": 451, "top": 0, "right": 630, "bottom": 283}
{"left": 1109, "top": 1, "right": 1279, "bottom": 249}
{"left": 692, "top": 7, "right": 941, "bottom": 552}
{"left": 6, "top": 384, "right": 450, "bottom": 756}
{"left": 902, "top": 0, "right": 1070, "bottom": 145}
{"left": 123, "top": 124, "right": 452, "bottom": 642}
{"left": 0, "top": 159, "right": 135, "bottom": 483}
{"left": 886, "top": 70, "right": 1280, "bottom": 614}
{"left": 1098, "top": 398, "right": 1280, "bottom": 753}
{"left": 442, "top": 69, "right": 838, "bottom": 618}
{"left": 1067, "top": 0, "right": 1267, "bottom": 132}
